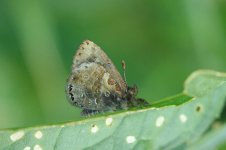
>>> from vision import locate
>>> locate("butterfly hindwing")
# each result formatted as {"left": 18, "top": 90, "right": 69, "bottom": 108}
{"left": 66, "top": 40, "right": 149, "bottom": 116}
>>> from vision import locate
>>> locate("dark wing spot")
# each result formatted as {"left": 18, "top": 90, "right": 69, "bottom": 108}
{"left": 69, "top": 93, "right": 75, "bottom": 102}
{"left": 69, "top": 84, "right": 73, "bottom": 92}
{"left": 85, "top": 41, "right": 90, "bottom": 45}
{"left": 87, "top": 57, "right": 97, "bottom": 62}
{"left": 72, "top": 76, "right": 78, "bottom": 81}
{"left": 108, "top": 78, "right": 115, "bottom": 85}
{"left": 115, "top": 84, "right": 121, "bottom": 92}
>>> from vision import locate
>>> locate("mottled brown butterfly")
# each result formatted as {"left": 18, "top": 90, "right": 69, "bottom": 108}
{"left": 66, "top": 40, "right": 149, "bottom": 116}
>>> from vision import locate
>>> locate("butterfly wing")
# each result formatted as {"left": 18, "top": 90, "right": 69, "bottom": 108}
{"left": 66, "top": 40, "right": 127, "bottom": 111}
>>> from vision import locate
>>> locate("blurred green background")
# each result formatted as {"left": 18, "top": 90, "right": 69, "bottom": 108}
{"left": 0, "top": 0, "right": 226, "bottom": 129}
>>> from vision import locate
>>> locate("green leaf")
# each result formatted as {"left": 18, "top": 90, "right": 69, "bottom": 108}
{"left": 0, "top": 70, "right": 226, "bottom": 150}
{"left": 186, "top": 123, "right": 226, "bottom": 150}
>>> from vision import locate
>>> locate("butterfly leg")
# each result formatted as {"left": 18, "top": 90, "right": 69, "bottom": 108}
{"left": 81, "top": 109, "right": 103, "bottom": 117}
{"left": 128, "top": 98, "right": 150, "bottom": 108}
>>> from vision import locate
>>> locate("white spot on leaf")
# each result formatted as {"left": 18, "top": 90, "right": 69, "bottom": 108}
{"left": 126, "top": 136, "right": 136, "bottom": 144}
{"left": 34, "top": 131, "right": 43, "bottom": 139}
{"left": 23, "top": 146, "right": 31, "bottom": 150}
{"left": 179, "top": 114, "right": 187, "bottom": 123}
{"left": 155, "top": 116, "right": 165, "bottom": 127}
{"left": 34, "top": 144, "right": 42, "bottom": 150}
{"left": 105, "top": 117, "right": 113, "bottom": 126}
{"left": 10, "top": 130, "right": 25, "bottom": 142}
{"left": 91, "top": 124, "right": 98, "bottom": 133}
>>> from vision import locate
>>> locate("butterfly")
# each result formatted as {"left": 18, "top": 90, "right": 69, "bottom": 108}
{"left": 66, "top": 40, "right": 149, "bottom": 116}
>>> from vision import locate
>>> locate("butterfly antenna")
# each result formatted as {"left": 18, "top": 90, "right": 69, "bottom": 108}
{"left": 121, "top": 60, "right": 127, "bottom": 84}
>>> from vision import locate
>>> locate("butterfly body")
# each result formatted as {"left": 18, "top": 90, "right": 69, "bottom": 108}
{"left": 66, "top": 40, "right": 149, "bottom": 116}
